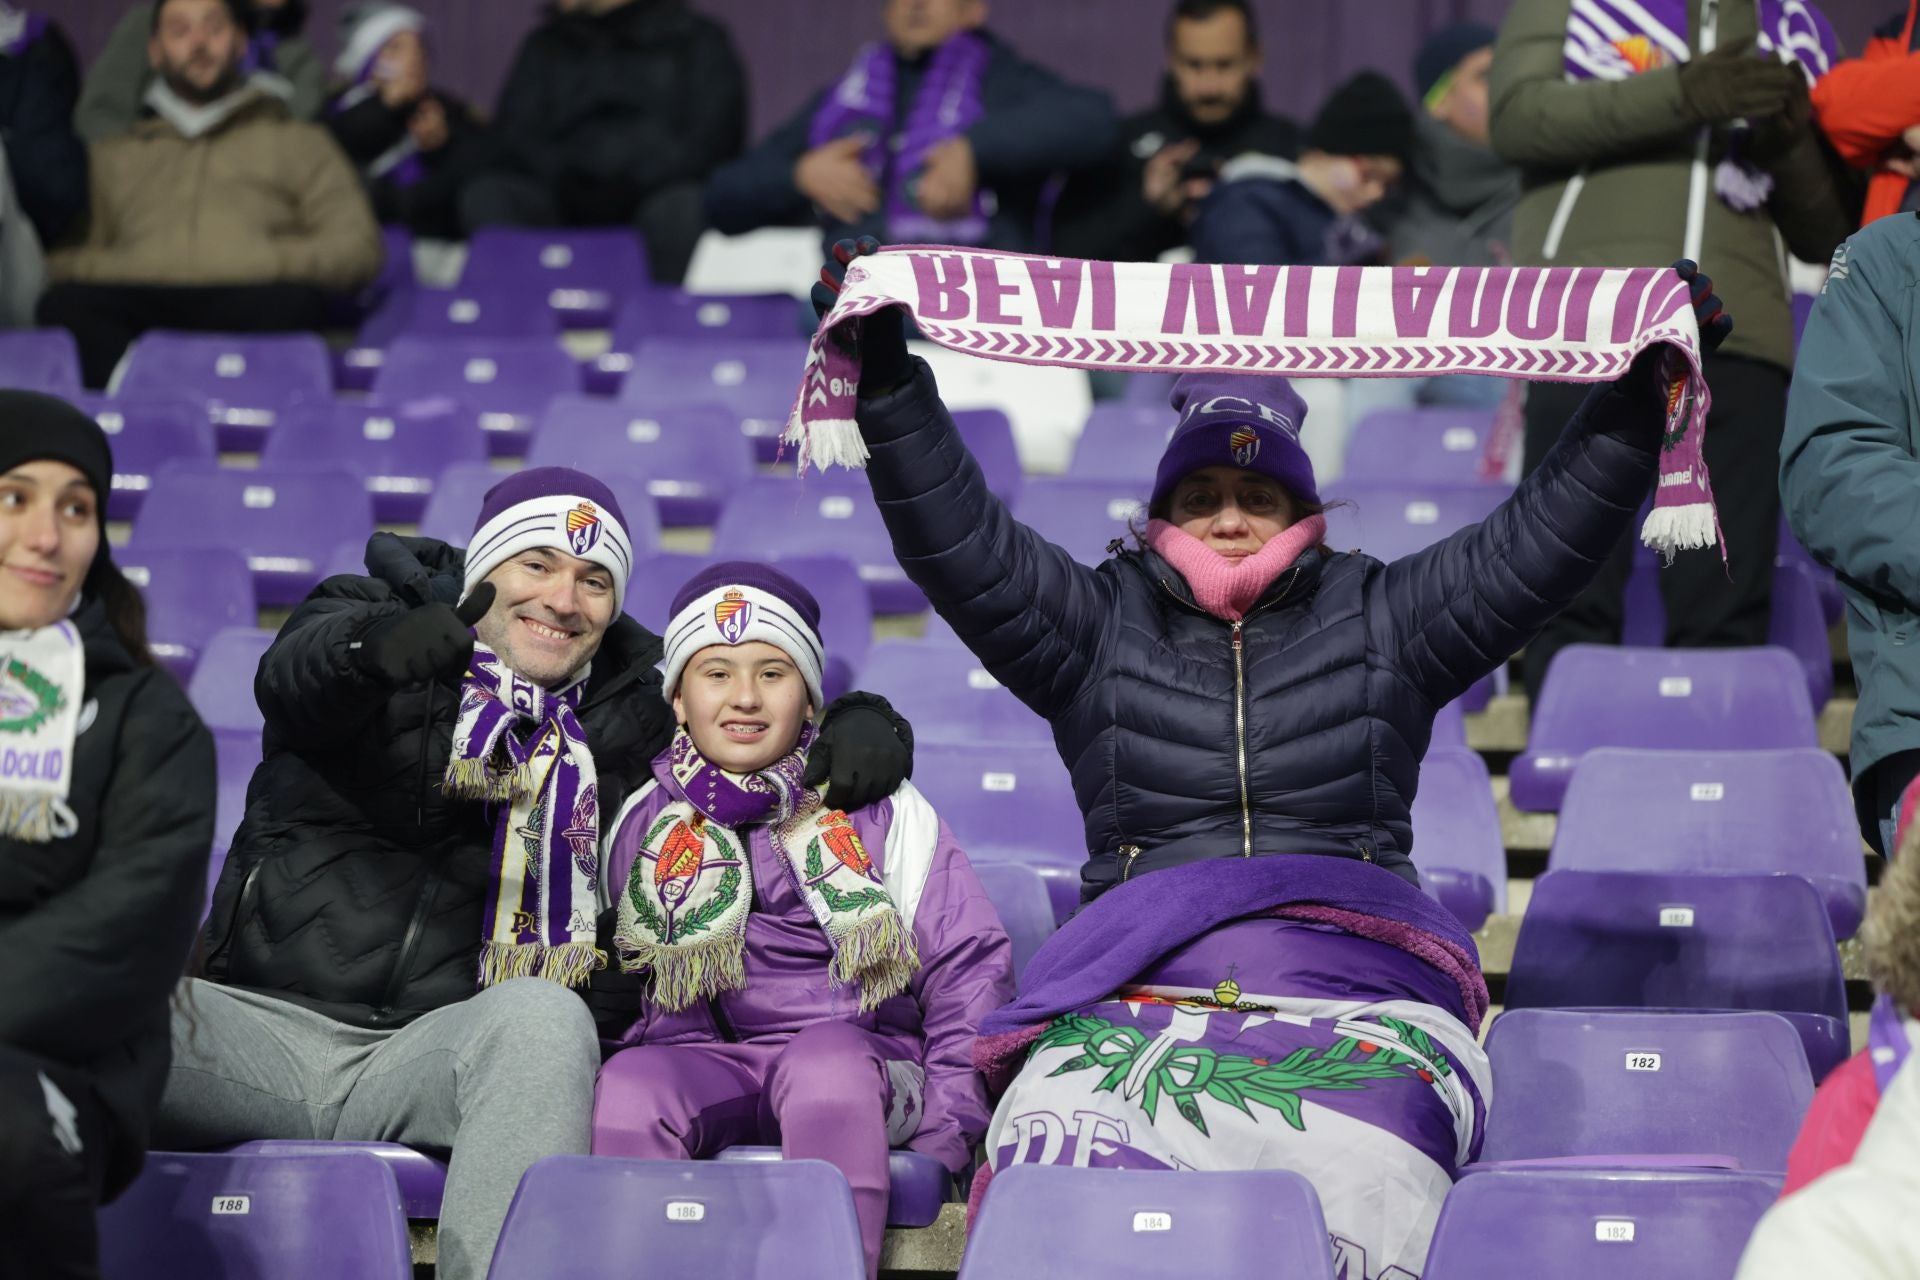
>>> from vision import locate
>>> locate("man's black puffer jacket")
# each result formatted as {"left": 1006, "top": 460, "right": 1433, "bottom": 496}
{"left": 202, "top": 533, "right": 670, "bottom": 1028}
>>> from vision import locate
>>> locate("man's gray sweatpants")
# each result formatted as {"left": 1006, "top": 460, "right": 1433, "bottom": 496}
{"left": 155, "top": 977, "right": 600, "bottom": 1280}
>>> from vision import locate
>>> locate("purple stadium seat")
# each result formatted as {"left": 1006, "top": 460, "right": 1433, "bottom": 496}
{"left": 972, "top": 860, "right": 1056, "bottom": 979}
{"left": 1777, "top": 518, "right": 1841, "bottom": 626}
{"left": 0, "top": 327, "right": 82, "bottom": 395}
{"left": 1478, "top": 1009, "right": 1812, "bottom": 1172}
{"left": 221, "top": 1140, "right": 447, "bottom": 1219}
{"left": 712, "top": 475, "right": 922, "bottom": 614}
{"left": 1431, "top": 697, "right": 1468, "bottom": 752}
{"left": 209, "top": 728, "right": 256, "bottom": 904}
{"left": 98, "top": 1150, "right": 411, "bottom": 1280}
{"left": 361, "top": 281, "right": 563, "bottom": 347}
{"left": 417, "top": 461, "right": 505, "bottom": 545}
{"left": 1790, "top": 291, "right": 1815, "bottom": 350}
{"left": 913, "top": 741, "right": 1085, "bottom": 924}
{"left": 115, "top": 331, "right": 333, "bottom": 451}
{"left": 1320, "top": 481, "right": 1508, "bottom": 565}
{"left": 1510, "top": 646, "right": 1818, "bottom": 812}
{"left": 529, "top": 397, "right": 754, "bottom": 527}
{"left": 461, "top": 227, "right": 651, "bottom": 328}
{"left": 589, "top": 291, "right": 801, "bottom": 392}
{"left": 858, "top": 642, "right": 1050, "bottom": 746}
{"left": 1010, "top": 478, "right": 1147, "bottom": 566}
{"left": 1621, "top": 560, "right": 1835, "bottom": 711}
{"left": 373, "top": 335, "right": 582, "bottom": 457}
{"left": 952, "top": 408, "right": 1024, "bottom": 504}
{"left": 1415, "top": 748, "right": 1506, "bottom": 933}
{"left": 1341, "top": 407, "right": 1503, "bottom": 488}
{"left": 1066, "top": 403, "right": 1172, "bottom": 481}
{"left": 133, "top": 465, "right": 375, "bottom": 606}
{"left": 187, "top": 628, "right": 273, "bottom": 734}
{"left": 1420, "top": 1168, "right": 1780, "bottom": 1280}
{"left": 961, "top": 1165, "right": 1334, "bottom": 1280}
{"left": 67, "top": 395, "right": 218, "bottom": 521}
{"left": 1551, "top": 748, "right": 1867, "bottom": 941}
{"left": 263, "top": 396, "right": 490, "bottom": 523}
{"left": 486, "top": 1156, "right": 864, "bottom": 1280}
{"left": 1122, "top": 372, "right": 1178, "bottom": 406}
{"left": 1505, "top": 870, "right": 1849, "bottom": 1081}
{"left": 122, "top": 547, "right": 255, "bottom": 682}
{"left": 322, "top": 540, "right": 370, "bottom": 579}
{"left": 618, "top": 339, "right": 810, "bottom": 464}
{"left": 710, "top": 1146, "right": 950, "bottom": 1229}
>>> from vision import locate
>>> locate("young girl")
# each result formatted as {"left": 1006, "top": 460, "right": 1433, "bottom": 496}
{"left": 593, "top": 562, "right": 1012, "bottom": 1278}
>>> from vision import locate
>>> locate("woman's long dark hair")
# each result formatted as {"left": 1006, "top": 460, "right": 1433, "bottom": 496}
{"left": 88, "top": 557, "right": 156, "bottom": 668}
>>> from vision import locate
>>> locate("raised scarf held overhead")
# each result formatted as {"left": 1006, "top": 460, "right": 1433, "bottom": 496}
{"left": 445, "top": 645, "right": 603, "bottom": 990}
{"left": 786, "top": 249, "right": 1719, "bottom": 558}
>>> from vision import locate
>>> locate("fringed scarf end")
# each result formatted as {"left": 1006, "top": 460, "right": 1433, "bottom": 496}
{"left": 0, "top": 793, "right": 77, "bottom": 843}
{"left": 479, "top": 939, "right": 605, "bottom": 990}
{"left": 443, "top": 757, "right": 534, "bottom": 802}
{"left": 1641, "top": 502, "right": 1718, "bottom": 561}
{"left": 622, "top": 932, "right": 749, "bottom": 1013}
{"left": 828, "top": 910, "right": 921, "bottom": 1011}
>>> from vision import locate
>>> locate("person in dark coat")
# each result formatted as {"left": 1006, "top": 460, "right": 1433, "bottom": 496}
{"left": 1192, "top": 70, "right": 1414, "bottom": 267}
{"left": 162, "top": 467, "right": 914, "bottom": 1280}
{"left": 703, "top": 0, "right": 1118, "bottom": 255}
{"left": 0, "top": 4, "right": 87, "bottom": 248}
{"left": 0, "top": 392, "right": 215, "bottom": 1279}
{"left": 1051, "top": 0, "right": 1299, "bottom": 263}
{"left": 323, "top": 4, "right": 486, "bottom": 241}
{"left": 458, "top": 0, "right": 745, "bottom": 285}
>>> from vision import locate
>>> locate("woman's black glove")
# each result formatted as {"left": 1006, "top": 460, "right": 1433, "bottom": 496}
{"left": 1622, "top": 259, "right": 1731, "bottom": 400}
{"left": 811, "top": 236, "right": 913, "bottom": 396}
{"left": 584, "top": 907, "right": 646, "bottom": 1041}
{"left": 806, "top": 691, "right": 915, "bottom": 812}
{"left": 352, "top": 583, "right": 494, "bottom": 686}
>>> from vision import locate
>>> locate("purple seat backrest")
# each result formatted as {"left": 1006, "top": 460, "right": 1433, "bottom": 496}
{"left": 1777, "top": 517, "right": 1841, "bottom": 625}
{"left": 971, "top": 860, "right": 1056, "bottom": 980}
{"left": 380, "top": 282, "right": 563, "bottom": 340}
{"left": 372, "top": 336, "right": 581, "bottom": 453}
{"left": 858, "top": 644, "right": 1051, "bottom": 746}
{"left": 1121, "top": 371, "right": 1178, "bottom": 406}
{"left": 116, "top": 331, "right": 332, "bottom": 440}
{"left": 529, "top": 397, "right": 754, "bottom": 527}
{"left": 418, "top": 461, "right": 507, "bottom": 545}
{"left": 133, "top": 466, "right": 375, "bottom": 606}
{"left": 961, "top": 1165, "right": 1334, "bottom": 1280}
{"left": 711, "top": 475, "right": 921, "bottom": 614}
{"left": 485, "top": 1156, "right": 863, "bottom": 1280}
{"left": 186, "top": 628, "right": 274, "bottom": 734}
{"left": 617, "top": 339, "right": 810, "bottom": 457}
{"left": 952, "top": 407, "right": 1023, "bottom": 503}
{"left": 1340, "top": 407, "right": 1502, "bottom": 488}
{"left": 121, "top": 547, "right": 255, "bottom": 681}
{"left": 0, "top": 328, "right": 82, "bottom": 396}
{"left": 1481, "top": 1009, "right": 1813, "bottom": 1171}
{"left": 66, "top": 393, "right": 216, "bottom": 520}
{"left": 219, "top": 1140, "right": 447, "bottom": 1220}
{"left": 1414, "top": 748, "right": 1507, "bottom": 929}
{"left": 211, "top": 727, "right": 259, "bottom": 859}
{"left": 98, "top": 1150, "right": 411, "bottom": 1280}
{"left": 1506, "top": 869, "right": 1847, "bottom": 1026}
{"left": 1067, "top": 404, "right": 1172, "bottom": 482}
{"left": 1010, "top": 478, "right": 1148, "bottom": 567}
{"left": 265, "top": 396, "right": 491, "bottom": 523}
{"left": 1420, "top": 1168, "right": 1780, "bottom": 1280}
{"left": 462, "top": 227, "right": 650, "bottom": 296}
{"left": 914, "top": 741, "right": 1083, "bottom": 862}
{"left": 1552, "top": 748, "right": 1867, "bottom": 941}
{"left": 1620, "top": 560, "right": 1834, "bottom": 710}
{"left": 607, "top": 291, "right": 799, "bottom": 346}
{"left": 1320, "top": 481, "right": 1509, "bottom": 564}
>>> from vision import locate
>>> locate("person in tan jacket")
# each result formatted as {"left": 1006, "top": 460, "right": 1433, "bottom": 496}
{"left": 37, "top": 0, "right": 381, "bottom": 387}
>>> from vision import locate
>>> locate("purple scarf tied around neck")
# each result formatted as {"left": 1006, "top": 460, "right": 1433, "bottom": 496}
{"left": 808, "top": 32, "right": 993, "bottom": 244}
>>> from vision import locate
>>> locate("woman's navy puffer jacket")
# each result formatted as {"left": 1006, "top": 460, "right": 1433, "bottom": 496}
{"left": 857, "top": 359, "right": 1663, "bottom": 904}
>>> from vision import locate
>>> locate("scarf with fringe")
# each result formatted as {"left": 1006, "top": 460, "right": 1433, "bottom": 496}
{"left": 0, "top": 622, "right": 81, "bottom": 843}
{"left": 615, "top": 724, "right": 919, "bottom": 1013}
{"left": 445, "top": 644, "right": 602, "bottom": 989}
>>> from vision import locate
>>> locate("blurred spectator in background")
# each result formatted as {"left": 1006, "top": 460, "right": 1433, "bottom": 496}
{"left": 1381, "top": 22, "right": 1518, "bottom": 269}
{"left": 704, "top": 0, "right": 1117, "bottom": 255}
{"left": 37, "top": 0, "right": 382, "bottom": 388}
{"left": 75, "top": 0, "right": 323, "bottom": 142}
{"left": 0, "top": 4, "right": 86, "bottom": 327}
{"left": 1050, "top": 0, "right": 1297, "bottom": 262}
{"left": 1491, "top": 0, "right": 1856, "bottom": 701}
{"left": 324, "top": 3, "right": 485, "bottom": 241}
{"left": 1811, "top": 0, "right": 1920, "bottom": 227}
{"left": 458, "top": 0, "right": 744, "bottom": 285}
{"left": 1190, "top": 70, "right": 1413, "bottom": 265}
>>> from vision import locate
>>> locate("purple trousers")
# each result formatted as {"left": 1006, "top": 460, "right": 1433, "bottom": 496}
{"left": 594, "top": 1022, "right": 906, "bottom": 1278}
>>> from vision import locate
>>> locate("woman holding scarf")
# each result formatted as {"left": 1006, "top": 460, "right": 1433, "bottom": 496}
{"left": 813, "top": 237, "right": 1733, "bottom": 1277}
{"left": 594, "top": 561, "right": 1012, "bottom": 1280}
{"left": 0, "top": 392, "right": 215, "bottom": 1277}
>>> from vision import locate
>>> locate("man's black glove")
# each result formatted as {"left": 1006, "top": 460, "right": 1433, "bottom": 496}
{"left": 352, "top": 583, "right": 494, "bottom": 686}
{"left": 583, "top": 907, "right": 646, "bottom": 1041}
{"left": 810, "top": 236, "right": 913, "bottom": 396}
{"left": 1676, "top": 36, "right": 1803, "bottom": 125}
{"left": 806, "top": 691, "right": 915, "bottom": 812}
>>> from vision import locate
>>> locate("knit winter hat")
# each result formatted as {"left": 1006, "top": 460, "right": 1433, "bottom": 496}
{"left": 1149, "top": 372, "right": 1317, "bottom": 516}
{"left": 463, "top": 466, "right": 633, "bottom": 605}
{"left": 334, "top": 2, "right": 425, "bottom": 81}
{"left": 1414, "top": 22, "right": 1497, "bottom": 103}
{"left": 662, "top": 562, "right": 826, "bottom": 711}
{"left": 1306, "top": 71, "right": 1415, "bottom": 163}
{"left": 0, "top": 391, "right": 116, "bottom": 597}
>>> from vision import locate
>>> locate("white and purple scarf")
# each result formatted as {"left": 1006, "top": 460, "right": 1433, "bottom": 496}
{"left": 445, "top": 644, "right": 603, "bottom": 989}
{"left": 1564, "top": 0, "right": 1840, "bottom": 210}
{"left": 0, "top": 4, "right": 45, "bottom": 58}
{"left": 789, "top": 249, "right": 1720, "bottom": 558}
{"left": 614, "top": 724, "right": 919, "bottom": 1013}
{"left": 808, "top": 32, "right": 993, "bottom": 244}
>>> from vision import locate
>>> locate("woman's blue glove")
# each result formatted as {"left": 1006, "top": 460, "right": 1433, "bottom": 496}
{"left": 811, "top": 236, "right": 913, "bottom": 396}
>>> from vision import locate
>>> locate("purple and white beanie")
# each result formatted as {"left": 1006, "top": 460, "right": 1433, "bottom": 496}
{"left": 661, "top": 562, "right": 826, "bottom": 710}
{"left": 1149, "top": 372, "right": 1319, "bottom": 516}
{"left": 334, "top": 3, "right": 425, "bottom": 82}
{"left": 462, "top": 466, "right": 633, "bottom": 605}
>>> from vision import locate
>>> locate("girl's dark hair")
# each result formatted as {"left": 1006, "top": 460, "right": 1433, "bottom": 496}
{"left": 90, "top": 558, "right": 156, "bottom": 668}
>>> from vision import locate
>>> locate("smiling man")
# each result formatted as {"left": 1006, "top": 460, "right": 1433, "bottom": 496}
{"left": 163, "top": 467, "right": 915, "bottom": 1280}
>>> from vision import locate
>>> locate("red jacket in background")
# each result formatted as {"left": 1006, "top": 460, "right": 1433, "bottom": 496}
{"left": 1812, "top": 0, "right": 1920, "bottom": 227}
